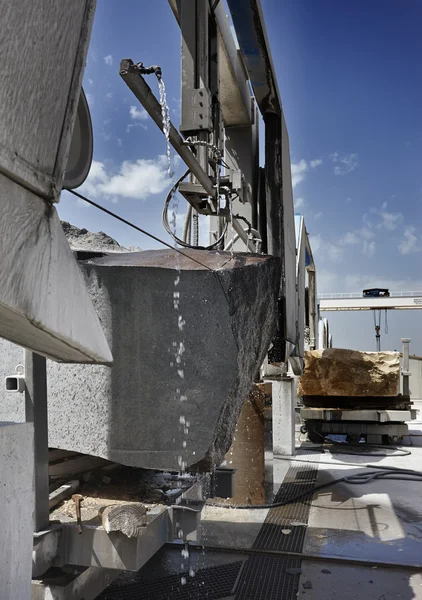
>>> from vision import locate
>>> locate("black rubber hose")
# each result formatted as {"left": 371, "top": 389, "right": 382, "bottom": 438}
{"left": 207, "top": 468, "right": 422, "bottom": 510}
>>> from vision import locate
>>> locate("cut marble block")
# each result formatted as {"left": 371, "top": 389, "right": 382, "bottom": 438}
{"left": 43, "top": 249, "right": 281, "bottom": 471}
{"left": 298, "top": 349, "right": 401, "bottom": 398}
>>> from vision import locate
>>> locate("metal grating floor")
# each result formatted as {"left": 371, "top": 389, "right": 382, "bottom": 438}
{"left": 235, "top": 555, "right": 302, "bottom": 600}
{"left": 235, "top": 450, "right": 319, "bottom": 600}
{"left": 97, "top": 560, "right": 243, "bottom": 600}
{"left": 253, "top": 450, "right": 319, "bottom": 553}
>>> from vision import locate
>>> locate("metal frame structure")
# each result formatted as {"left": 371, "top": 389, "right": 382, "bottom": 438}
{"left": 320, "top": 293, "right": 422, "bottom": 311}
{"left": 120, "top": 0, "right": 303, "bottom": 366}
{"left": 9, "top": 2, "right": 320, "bottom": 597}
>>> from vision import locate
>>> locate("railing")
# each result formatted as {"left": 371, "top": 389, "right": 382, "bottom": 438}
{"left": 319, "top": 291, "right": 422, "bottom": 300}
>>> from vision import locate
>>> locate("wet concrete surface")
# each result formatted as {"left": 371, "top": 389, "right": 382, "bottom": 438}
{"left": 299, "top": 560, "right": 422, "bottom": 600}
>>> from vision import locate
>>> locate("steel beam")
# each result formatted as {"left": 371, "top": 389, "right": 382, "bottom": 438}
{"left": 225, "top": 0, "right": 282, "bottom": 116}
{"left": 168, "top": 0, "right": 252, "bottom": 126}
{"left": 120, "top": 59, "right": 215, "bottom": 199}
{"left": 25, "top": 351, "right": 50, "bottom": 532}
{"left": 320, "top": 296, "right": 422, "bottom": 311}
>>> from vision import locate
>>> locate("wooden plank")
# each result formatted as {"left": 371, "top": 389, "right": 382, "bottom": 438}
{"left": 49, "top": 456, "right": 110, "bottom": 479}
{"left": 49, "top": 480, "right": 80, "bottom": 510}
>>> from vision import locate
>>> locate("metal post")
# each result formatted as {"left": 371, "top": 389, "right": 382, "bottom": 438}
{"left": 25, "top": 351, "right": 50, "bottom": 532}
{"left": 401, "top": 337, "right": 411, "bottom": 397}
{"left": 272, "top": 377, "right": 296, "bottom": 456}
{"left": 308, "top": 270, "right": 317, "bottom": 350}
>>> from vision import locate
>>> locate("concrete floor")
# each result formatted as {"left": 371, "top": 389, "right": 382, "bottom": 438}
{"left": 101, "top": 418, "right": 422, "bottom": 599}
{"left": 198, "top": 418, "right": 422, "bottom": 598}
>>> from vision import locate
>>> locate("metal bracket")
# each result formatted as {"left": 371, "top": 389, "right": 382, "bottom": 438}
{"left": 230, "top": 170, "right": 245, "bottom": 203}
{"left": 178, "top": 182, "right": 214, "bottom": 214}
{"left": 169, "top": 505, "right": 201, "bottom": 542}
{"left": 181, "top": 89, "right": 213, "bottom": 132}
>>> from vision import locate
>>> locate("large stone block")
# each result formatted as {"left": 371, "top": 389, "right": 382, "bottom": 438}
{"left": 33, "top": 249, "right": 280, "bottom": 472}
{"left": 298, "top": 349, "right": 400, "bottom": 398}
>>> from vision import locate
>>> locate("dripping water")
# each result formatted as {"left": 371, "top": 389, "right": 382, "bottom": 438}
{"left": 158, "top": 78, "right": 173, "bottom": 178}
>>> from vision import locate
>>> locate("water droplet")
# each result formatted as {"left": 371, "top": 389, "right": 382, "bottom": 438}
{"left": 189, "top": 569, "right": 195, "bottom": 578}
{"left": 179, "top": 416, "right": 186, "bottom": 425}
{"left": 180, "top": 577, "right": 187, "bottom": 585}
{"left": 183, "top": 441, "right": 187, "bottom": 448}
{"left": 177, "top": 369, "right": 185, "bottom": 378}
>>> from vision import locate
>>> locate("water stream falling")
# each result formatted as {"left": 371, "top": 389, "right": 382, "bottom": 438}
{"left": 158, "top": 78, "right": 173, "bottom": 178}
{"left": 228, "top": 198, "right": 235, "bottom": 257}
{"left": 158, "top": 74, "right": 196, "bottom": 583}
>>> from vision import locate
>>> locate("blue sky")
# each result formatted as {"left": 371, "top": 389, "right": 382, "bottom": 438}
{"left": 59, "top": 0, "right": 422, "bottom": 354}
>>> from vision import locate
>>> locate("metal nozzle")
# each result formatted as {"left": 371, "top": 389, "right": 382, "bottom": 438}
{"left": 136, "top": 62, "right": 162, "bottom": 80}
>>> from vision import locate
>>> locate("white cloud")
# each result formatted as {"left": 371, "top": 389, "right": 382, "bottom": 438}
{"left": 129, "top": 105, "right": 149, "bottom": 121}
{"left": 103, "top": 55, "right": 113, "bottom": 66}
{"left": 359, "top": 226, "right": 375, "bottom": 241}
{"left": 294, "top": 197, "right": 307, "bottom": 210}
{"left": 331, "top": 152, "right": 359, "bottom": 175}
{"left": 339, "top": 231, "right": 360, "bottom": 246}
{"left": 87, "top": 78, "right": 94, "bottom": 85}
{"left": 380, "top": 211, "right": 402, "bottom": 230}
{"left": 86, "top": 93, "right": 94, "bottom": 106}
{"left": 310, "top": 158, "right": 323, "bottom": 168}
{"left": 362, "top": 240, "right": 376, "bottom": 257}
{"left": 312, "top": 235, "right": 343, "bottom": 263}
{"left": 291, "top": 157, "right": 323, "bottom": 188}
{"left": 309, "top": 234, "right": 321, "bottom": 255}
{"left": 399, "top": 227, "right": 420, "bottom": 255}
{"left": 126, "top": 122, "right": 148, "bottom": 133}
{"left": 314, "top": 212, "right": 323, "bottom": 220}
{"left": 327, "top": 243, "right": 344, "bottom": 262}
{"left": 106, "top": 92, "right": 113, "bottom": 99}
{"left": 371, "top": 203, "right": 403, "bottom": 231}
{"left": 291, "top": 159, "right": 308, "bottom": 188}
{"left": 80, "top": 156, "right": 171, "bottom": 201}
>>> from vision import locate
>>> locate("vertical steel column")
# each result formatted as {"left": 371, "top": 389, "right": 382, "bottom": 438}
{"left": 308, "top": 270, "right": 317, "bottom": 350}
{"left": 257, "top": 167, "right": 267, "bottom": 253}
{"left": 264, "top": 113, "right": 283, "bottom": 257}
{"left": 180, "top": 0, "right": 213, "bottom": 245}
{"left": 25, "top": 351, "right": 50, "bottom": 532}
{"left": 401, "top": 337, "right": 411, "bottom": 397}
{"left": 265, "top": 112, "right": 286, "bottom": 362}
